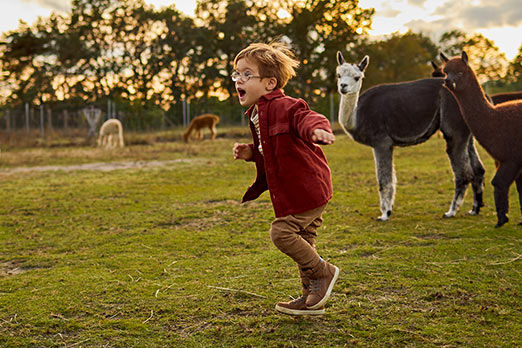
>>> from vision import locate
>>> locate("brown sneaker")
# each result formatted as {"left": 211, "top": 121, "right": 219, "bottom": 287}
{"left": 275, "top": 277, "right": 325, "bottom": 315}
{"left": 275, "top": 295, "right": 325, "bottom": 315}
{"left": 305, "top": 261, "right": 339, "bottom": 310}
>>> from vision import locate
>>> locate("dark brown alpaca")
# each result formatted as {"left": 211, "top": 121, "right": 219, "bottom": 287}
{"left": 442, "top": 51, "right": 522, "bottom": 227}
{"left": 490, "top": 91, "right": 522, "bottom": 105}
{"left": 430, "top": 61, "right": 445, "bottom": 78}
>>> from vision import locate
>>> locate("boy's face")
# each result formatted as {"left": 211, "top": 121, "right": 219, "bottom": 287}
{"left": 234, "top": 58, "right": 276, "bottom": 107}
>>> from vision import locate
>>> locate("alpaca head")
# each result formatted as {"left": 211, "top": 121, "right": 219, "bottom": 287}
{"left": 430, "top": 61, "right": 445, "bottom": 78}
{"left": 336, "top": 51, "right": 369, "bottom": 95}
{"left": 441, "top": 51, "right": 471, "bottom": 92}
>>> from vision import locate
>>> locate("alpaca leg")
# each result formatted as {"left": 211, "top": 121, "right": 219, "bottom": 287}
{"left": 373, "top": 145, "right": 395, "bottom": 221}
{"left": 118, "top": 127, "right": 124, "bottom": 147}
{"left": 467, "top": 137, "right": 485, "bottom": 214}
{"left": 210, "top": 126, "right": 217, "bottom": 140}
{"left": 491, "top": 163, "right": 518, "bottom": 227}
{"left": 516, "top": 173, "right": 522, "bottom": 225}
{"left": 443, "top": 136, "right": 472, "bottom": 218}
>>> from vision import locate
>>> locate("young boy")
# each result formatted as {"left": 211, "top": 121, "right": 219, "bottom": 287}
{"left": 232, "top": 42, "right": 339, "bottom": 315}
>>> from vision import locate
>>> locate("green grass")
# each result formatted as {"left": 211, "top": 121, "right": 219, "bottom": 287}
{"left": 0, "top": 127, "right": 520, "bottom": 347}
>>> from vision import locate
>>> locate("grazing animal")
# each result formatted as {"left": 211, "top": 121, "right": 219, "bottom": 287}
{"left": 336, "top": 51, "right": 485, "bottom": 221}
{"left": 441, "top": 51, "right": 522, "bottom": 227}
{"left": 97, "top": 119, "right": 124, "bottom": 148}
{"left": 490, "top": 91, "right": 522, "bottom": 105}
{"left": 182, "top": 114, "right": 219, "bottom": 142}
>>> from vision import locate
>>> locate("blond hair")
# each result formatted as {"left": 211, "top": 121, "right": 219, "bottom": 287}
{"left": 233, "top": 42, "right": 299, "bottom": 89}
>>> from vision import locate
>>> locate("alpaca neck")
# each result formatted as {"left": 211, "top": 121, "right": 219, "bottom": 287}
{"left": 338, "top": 92, "right": 359, "bottom": 134}
{"left": 452, "top": 73, "right": 496, "bottom": 151}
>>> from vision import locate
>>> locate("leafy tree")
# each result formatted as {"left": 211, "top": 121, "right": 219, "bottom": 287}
{"left": 280, "top": 0, "right": 374, "bottom": 101}
{"left": 439, "top": 29, "right": 508, "bottom": 83}
{"left": 194, "top": 0, "right": 272, "bottom": 103}
{"left": 506, "top": 43, "right": 522, "bottom": 86}
{"left": 360, "top": 31, "right": 439, "bottom": 89}
{"left": 0, "top": 20, "right": 54, "bottom": 105}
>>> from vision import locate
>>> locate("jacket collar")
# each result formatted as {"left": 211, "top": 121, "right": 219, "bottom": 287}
{"left": 245, "top": 89, "right": 284, "bottom": 115}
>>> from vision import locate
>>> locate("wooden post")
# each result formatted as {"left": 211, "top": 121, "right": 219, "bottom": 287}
{"left": 182, "top": 99, "right": 186, "bottom": 127}
{"left": 187, "top": 99, "right": 190, "bottom": 126}
{"left": 5, "top": 110, "right": 10, "bottom": 131}
{"left": 329, "top": 92, "right": 335, "bottom": 125}
{"left": 47, "top": 107, "right": 53, "bottom": 130}
{"left": 40, "top": 104, "right": 45, "bottom": 138}
{"left": 63, "top": 109, "right": 69, "bottom": 131}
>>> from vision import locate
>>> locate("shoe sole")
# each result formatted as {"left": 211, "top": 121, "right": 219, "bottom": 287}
{"left": 275, "top": 304, "right": 325, "bottom": 315}
{"left": 307, "top": 265, "right": 339, "bottom": 310}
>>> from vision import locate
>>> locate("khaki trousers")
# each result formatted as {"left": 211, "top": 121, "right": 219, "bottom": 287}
{"left": 269, "top": 204, "right": 326, "bottom": 273}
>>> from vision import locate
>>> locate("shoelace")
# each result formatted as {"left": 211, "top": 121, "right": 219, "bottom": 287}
{"left": 309, "top": 279, "right": 322, "bottom": 292}
{"left": 289, "top": 295, "right": 306, "bottom": 304}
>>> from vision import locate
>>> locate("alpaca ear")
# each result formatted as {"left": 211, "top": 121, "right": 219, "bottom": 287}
{"left": 462, "top": 51, "right": 468, "bottom": 64}
{"left": 440, "top": 52, "right": 449, "bottom": 63}
{"left": 358, "top": 55, "right": 369, "bottom": 72}
{"left": 431, "top": 61, "right": 439, "bottom": 70}
{"left": 337, "top": 51, "right": 345, "bottom": 65}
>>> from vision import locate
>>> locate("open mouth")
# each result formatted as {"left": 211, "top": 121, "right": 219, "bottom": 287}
{"left": 237, "top": 88, "right": 246, "bottom": 98}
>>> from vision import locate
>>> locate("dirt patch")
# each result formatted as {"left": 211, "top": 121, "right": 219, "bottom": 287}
{"left": 0, "top": 261, "right": 26, "bottom": 276}
{"left": 0, "top": 158, "right": 199, "bottom": 175}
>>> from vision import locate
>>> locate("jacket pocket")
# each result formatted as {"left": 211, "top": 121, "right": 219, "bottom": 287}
{"left": 269, "top": 122, "right": 290, "bottom": 136}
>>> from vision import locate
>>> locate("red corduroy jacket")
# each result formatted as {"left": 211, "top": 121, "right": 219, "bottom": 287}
{"left": 241, "top": 89, "right": 333, "bottom": 217}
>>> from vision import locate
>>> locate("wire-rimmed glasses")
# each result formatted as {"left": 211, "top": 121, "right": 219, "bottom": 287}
{"left": 231, "top": 71, "right": 263, "bottom": 83}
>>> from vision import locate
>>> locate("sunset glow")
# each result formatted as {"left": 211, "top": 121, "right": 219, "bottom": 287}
{"left": 0, "top": 0, "right": 519, "bottom": 59}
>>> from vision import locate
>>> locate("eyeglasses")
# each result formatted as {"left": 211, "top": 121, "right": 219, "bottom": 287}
{"left": 231, "top": 71, "right": 263, "bottom": 83}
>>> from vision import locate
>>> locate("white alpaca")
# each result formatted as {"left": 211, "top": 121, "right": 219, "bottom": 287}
{"left": 97, "top": 119, "right": 124, "bottom": 148}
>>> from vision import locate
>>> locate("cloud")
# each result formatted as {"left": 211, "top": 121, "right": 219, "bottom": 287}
{"left": 375, "top": 3, "right": 401, "bottom": 18}
{"left": 407, "top": 0, "right": 427, "bottom": 7}
{"left": 20, "top": 0, "right": 70, "bottom": 12}
{"left": 433, "top": 0, "right": 522, "bottom": 29}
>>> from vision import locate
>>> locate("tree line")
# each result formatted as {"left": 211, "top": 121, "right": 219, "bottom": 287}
{"left": 1, "top": 0, "right": 521, "bottom": 128}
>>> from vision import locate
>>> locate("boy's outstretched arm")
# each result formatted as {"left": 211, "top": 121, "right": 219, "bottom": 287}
{"left": 312, "top": 129, "right": 335, "bottom": 145}
{"left": 233, "top": 143, "right": 254, "bottom": 161}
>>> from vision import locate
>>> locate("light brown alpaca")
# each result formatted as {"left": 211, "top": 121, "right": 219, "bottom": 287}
{"left": 182, "top": 114, "right": 219, "bottom": 142}
{"left": 97, "top": 119, "right": 125, "bottom": 148}
{"left": 442, "top": 51, "right": 522, "bottom": 227}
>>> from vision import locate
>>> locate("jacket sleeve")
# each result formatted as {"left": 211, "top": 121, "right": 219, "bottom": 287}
{"left": 289, "top": 99, "right": 333, "bottom": 143}
{"left": 246, "top": 143, "right": 263, "bottom": 163}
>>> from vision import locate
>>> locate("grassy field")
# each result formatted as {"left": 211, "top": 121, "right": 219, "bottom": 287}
{"left": 0, "top": 127, "right": 520, "bottom": 347}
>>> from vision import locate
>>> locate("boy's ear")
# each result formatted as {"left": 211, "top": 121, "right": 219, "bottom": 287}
{"left": 266, "top": 77, "right": 277, "bottom": 91}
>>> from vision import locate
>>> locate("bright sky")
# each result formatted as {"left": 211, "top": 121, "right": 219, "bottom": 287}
{"left": 0, "top": 0, "right": 520, "bottom": 60}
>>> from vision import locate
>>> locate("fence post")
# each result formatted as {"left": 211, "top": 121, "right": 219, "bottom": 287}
{"left": 25, "top": 103, "right": 30, "bottom": 134}
{"left": 329, "top": 92, "right": 335, "bottom": 125}
{"left": 63, "top": 109, "right": 69, "bottom": 131}
{"left": 5, "top": 110, "right": 10, "bottom": 131}
{"left": 47, "top": 107, "right": 53, "bottom": 131}
{"left": 182, "top": 99, "right": 186, "bottom": 127}
{"left": 40, "top": 104, "right": 45, "bottom": 138}
{"left": 187, "top": 100, "right": 191, "bottom": 124}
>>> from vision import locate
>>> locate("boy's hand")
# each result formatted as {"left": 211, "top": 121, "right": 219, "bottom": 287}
{"left": 312, "top": 129, "right": 335, "bottom": 145}
{"left": 233, "top": 143, "right": 253, "bottom": 161}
